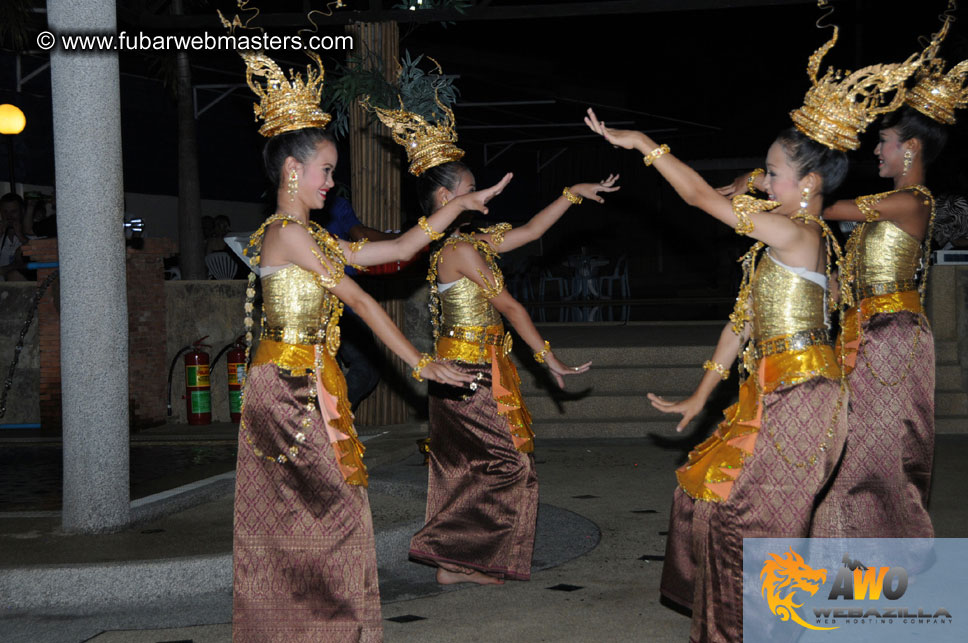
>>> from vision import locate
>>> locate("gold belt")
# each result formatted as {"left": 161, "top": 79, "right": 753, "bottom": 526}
{"left": 261, "top": 325, "right": 326, "bottom": 345}
{"left": 855, "top": 279, "right": 917, "bottom": 301}
{"left": 753, "top": 328, "right": 831, "bottom": 360}
{"left": 436, "top": 325, "right": 511, "bottom": 363}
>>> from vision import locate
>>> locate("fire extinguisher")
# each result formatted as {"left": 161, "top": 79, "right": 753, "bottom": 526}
{"left": 226, "top": 336, "right": 246, "bottom": 423}
{"left": 184, "top": 337, "right": 212, "bottom": 425}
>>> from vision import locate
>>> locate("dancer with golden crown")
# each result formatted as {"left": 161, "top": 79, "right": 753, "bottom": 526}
{"left": 220, "top": 15, "right": 518, "bottom": 638}
{"left": 364, "top": 68, "right": 615, "bottom": 585}
{"left": 585, "top": 13, "right": 936, "bottom": 641}
{"left": 809, "top": 10, "right": 964, "bottom": 538}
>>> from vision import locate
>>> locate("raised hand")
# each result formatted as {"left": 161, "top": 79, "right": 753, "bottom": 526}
{"left": 716, "top": 172, "right": 754, "bottom": 198}
{"left": 457, "top": 172, "right": 514, "bottom": 215}
{"left": 420, "top": 361, "right": 476, "bottom": 387}
{"left": 583, "top": 108, "right": 648, "bottom": 151}
{"left": 569, "top": 174, "right": 621, "bottom": 204}
{"left": 647, "top": 392, "right": 705, "bottom": 433}
{"left": 544, "top": 354, "right": 592, "bottom": 389}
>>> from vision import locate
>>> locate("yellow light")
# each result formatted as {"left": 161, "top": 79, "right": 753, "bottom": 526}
{"left": 0, "top": 104, "right": 27, "bottom": 134}
{"left": 0, "top": 104, "right": 26, "bottom": 135}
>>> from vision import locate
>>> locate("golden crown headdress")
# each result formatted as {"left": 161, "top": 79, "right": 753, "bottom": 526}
{"left": 364, "top": 93, "right": 465, "bottom": 176}
{"left": 790, "top": 15, "right": 950, "bottom": 152}
{"left": 905, "top": 2, "right": 966, "bottom": 124}
{"left": 218, "top": 11, "right": 331, "bottom": 138}
{"left": 906, "top": 58, "right": 968, "bottom": 123}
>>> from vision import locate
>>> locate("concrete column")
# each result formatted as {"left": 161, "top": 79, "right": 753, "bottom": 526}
{"left": 48, "top": 0, "right": 130, "bottom": 532}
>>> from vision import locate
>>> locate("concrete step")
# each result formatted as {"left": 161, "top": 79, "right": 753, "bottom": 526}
{"left": 518, "top": 365, "right": 704, "bottom": 396}
{"left": 532, "top": 415, "right": 968, "bottom": 439}
{"left": 526, "top": 393, "right": 689, "bottom": 422}
{"left": 937, "top": 340, "right": 959, "bottom": 365}
{"left": 512, "top": 343, "right": 716, "bottom": 368}
{"left": 937, "top": 417, "right": 968, "bottom": 434}
{"left": 938, "top": 391, "right": 968, "bottom": 416}
{"left": 517, "top": 362, "right": 963, "bottom": 396}
{"left": 936, "top": 364, "right": 965, "bottom": 391}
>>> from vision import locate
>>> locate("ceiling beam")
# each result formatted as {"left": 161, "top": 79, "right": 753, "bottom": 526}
{"left": 141, "top": 0, "right": 815, "bottom": 29}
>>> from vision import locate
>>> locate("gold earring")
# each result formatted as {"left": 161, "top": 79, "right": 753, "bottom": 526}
{"left": 441, "top": 197, "right": 449, "bottom": 207}
{"left": 287, "top": 169, "right": 298, "bottom": 202}
{"left": 903, "top": 149, "right": 913, "bottom": 175}
{"left": 798, "top": 187, "right": 810, "bottom": 215}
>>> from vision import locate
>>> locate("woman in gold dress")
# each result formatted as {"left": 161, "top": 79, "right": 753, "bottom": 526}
{"left": 228, "top": 48, "right": 512, "bottom": 641}
{"left": 583, "top": 17, "right": 933, "bottom": 638}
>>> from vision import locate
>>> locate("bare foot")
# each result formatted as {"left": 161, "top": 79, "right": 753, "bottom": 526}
{"left": 436, "top": 567, "right": 504, "bottom": 585}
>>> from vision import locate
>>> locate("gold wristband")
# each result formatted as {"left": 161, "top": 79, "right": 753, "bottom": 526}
{"left": 417, "top": 216, "right": 444, "bottom": 241}
{"left": 412, "top": 353, "right": 434, "bottom": 382}
{"left": 747, "top": 168, "right": 765, "bottom": 194}
{"left": 533, "top": 340, "right": 551, "bottom": 364}
{"left": 562, "top": 187, "right": 583, "bottom": 205}
{"left": 703, "top": 360, "right": 730, "bottom": 381}
{"left": 643, "top": 144, "right": 670, "bottom": 167}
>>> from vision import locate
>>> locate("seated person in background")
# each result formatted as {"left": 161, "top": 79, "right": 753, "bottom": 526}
{"left": 206, "top": 215, "right": 232, "bottom": 254}
{"left": 24, "top": 192, "right": 57, "bottom": 238}
{"left": 0, "top": 193, "right": 29, "bottom": 282}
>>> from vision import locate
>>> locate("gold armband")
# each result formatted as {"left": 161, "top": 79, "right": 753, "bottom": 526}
{"left": 412, "top": 353, "right": 434, "bottom": 382}
{"left": 562, "top": 187, "right": 583, "bottom": 205}
{"left": 731, "top": 194, "right": 780, "bottom": 236}
{"left": 418, "top": 216, "right": 444, "bottom": 241}
{"left": 855, "top": 194, "right": 881, "bottom": 222}
{"left": 747, "top": 168, "right": 765, "bottom": 194}
{"left": 478, "top": 222, "right": 512, "bottom": 247}
{"left": 477, "top": 269, "right": 505, "bottom": 299}
{"left": 533, "top": 341, "right": 551, "bottom": 364}
{"left": 349, "top": 238, "right": 369, "bottom": 253}
{"left": 703, "top": 360, "right": 730, "bottom": 381}
{"left": 643, "top": 144, "right": 670, "bottom": 167}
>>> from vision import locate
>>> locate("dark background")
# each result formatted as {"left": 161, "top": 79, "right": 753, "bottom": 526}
{"left": 2, "top": 0, "right": 966, "bottom": 313}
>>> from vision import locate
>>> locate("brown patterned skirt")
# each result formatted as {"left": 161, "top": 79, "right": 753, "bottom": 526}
{"left": 234, "top": 362, "right": 381, "bottom": 642}
{"left": 812, "top": 311, "right": 935, "bottom": 538}
{"left": 664, "top": 375, "right": 847, "bottom": 643}
{"left": 409, "top": 360, "right": 539, "bottom": 580}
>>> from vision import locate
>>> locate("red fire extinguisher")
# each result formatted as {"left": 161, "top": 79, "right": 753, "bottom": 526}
{"left": 184, "top": 337, "right": 212, "bottom": 425}
{"left": 226, "top": 336, "right": 246, "bottom": 423}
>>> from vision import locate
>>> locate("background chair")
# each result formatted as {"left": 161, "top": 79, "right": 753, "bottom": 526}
{"left": 205, "top": 252, "right": 239, "bottom": 280}
{"left": 597, "top": 255, "right": 630, "bottom": 321}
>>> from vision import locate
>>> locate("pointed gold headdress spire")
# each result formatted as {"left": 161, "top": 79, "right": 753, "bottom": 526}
{"left": 218, "top": 7, "right": 331, "bottom": 138}
{"left": 905, "top": 2, "right": 966, "bottom": 124}
{"left": 364, "top": 93, "right": 465, "bottom": 176}
{"left": 360, "top": 57, "right": 464, "bottom": 176}
{"left": 790, "top": 3, "right": 951, "bottom": 151}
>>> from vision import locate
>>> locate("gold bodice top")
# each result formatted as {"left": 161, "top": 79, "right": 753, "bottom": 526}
{"left": 853, "top": 221, "right": 922, "bottom": 287}
{"left": 261, "top": 264, "right": 342, "bottom": 347}
{"left": 751, "top": 251, "right": 827, "bottom": 341}
{"left": 439, "top": 277, "right": 502, "bottom": 329}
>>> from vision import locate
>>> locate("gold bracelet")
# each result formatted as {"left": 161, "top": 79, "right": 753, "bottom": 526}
{"left": 417, "top": 216, "right": 444, "bottom": 241}
{"left": 533, "top": 340, "right": 551, "bottom": 364}
{"left": 747, "top": 168, "right": 765, "bottom": 194}
{"left": 643, "top": 144, "right": 670, "bottom": 167}
{"left": 562, "top": 187, "right": 583, "bottom": 205}
{"left": 412, "top": 353, "right": 434, "bottom": 382}
{"left": 703, "top": 360, "right": 730, "bottom": 381}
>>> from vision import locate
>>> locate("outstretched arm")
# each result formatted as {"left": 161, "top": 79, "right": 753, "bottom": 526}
{"left": 273, "top": 223, "right": 474, "bottom": 387}
{"left": 584, "top": 108, "right": 807, "bottom": 253}
{"left": 341, "top": 173, "right": 513, "bottom": 267}
{"left": 446, "top": 242, "right": 591, "bottom": 388}
{"left": 648, "top": 321, "right": 746, "bottom": 432}
{"left": 483, "top": 175, "right": 620, "bottom": 253}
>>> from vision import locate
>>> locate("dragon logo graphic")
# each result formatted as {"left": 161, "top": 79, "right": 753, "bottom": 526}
{"left": 760, "top": 547, "right": 838, "bottom": 631}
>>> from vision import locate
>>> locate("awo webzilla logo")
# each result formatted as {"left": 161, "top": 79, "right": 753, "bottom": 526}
{"left": 759, "top": 547, "right": 953, "bottom": 631}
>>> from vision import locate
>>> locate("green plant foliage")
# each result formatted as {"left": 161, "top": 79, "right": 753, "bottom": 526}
{"left": 323, "top": 49, "right": 459, "bottom": 138}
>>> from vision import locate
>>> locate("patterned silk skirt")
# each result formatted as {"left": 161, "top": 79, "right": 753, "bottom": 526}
{"left": 812, "top": 311, "right": 935, "bottom": 538}
{"left": 661, "top": 364, "right": 847, "bottom": 643}
{"left": 233, "top": 359, "right": 381, "bottom": 642}
{"left": 410, "top": 360, "right": 539, "bottom": 580}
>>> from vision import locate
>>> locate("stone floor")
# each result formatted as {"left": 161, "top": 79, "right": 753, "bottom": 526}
{"left": 2, "top": 430, "right": 967, "bottom": 642}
